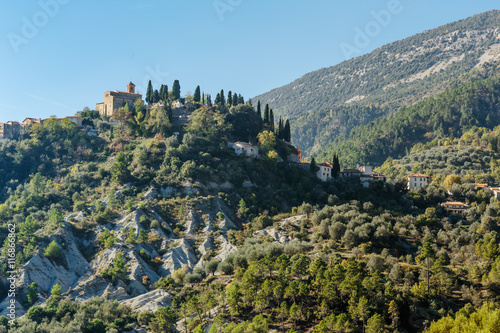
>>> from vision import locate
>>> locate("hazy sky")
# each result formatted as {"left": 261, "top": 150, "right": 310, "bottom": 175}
{"left": 0, "top": 0, "right": 498, "bottom": 122}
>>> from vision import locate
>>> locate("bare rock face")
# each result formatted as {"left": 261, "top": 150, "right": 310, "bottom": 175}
{"left": 71, "top": 244, "right": 160, "bottom": 300}
{"left": 158, "top": 239, "right": 198, "bottom": 276}
{"left": 120, "top": 289, "right": 172, "bottom": 313}
{"left": 0, "top": 297, "right": 25, "bottom": 318}
{"left": 69, "top": 274, "right": 127, "bottom": 302}
{"left": 214, "top": 234, "right": 237, "bottom": 262}
{"left": 115, "top": 209, "right": 148, "bottom": 238}
{"left": 143, "top": 188, "right": 158, "bottom": 200}
{"left": 18, "top": 227, "right": 88, "bottom": 295}
{"left": 255, "top": 228, "right": 291, "bottom": 244}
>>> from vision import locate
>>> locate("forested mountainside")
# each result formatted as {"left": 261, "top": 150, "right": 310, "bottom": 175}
{"left": 315, "top": 73, "right": 500, "bottom": 167}
{"left": 0, "top": 83, "right": 499, "bottom": 332}
{"left": 253, "top": 10, "right": 500, "bottom": 156}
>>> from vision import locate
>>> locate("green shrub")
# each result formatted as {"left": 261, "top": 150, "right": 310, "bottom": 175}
{"left": 44, "top": 241, "right": 63, "bottom": 260}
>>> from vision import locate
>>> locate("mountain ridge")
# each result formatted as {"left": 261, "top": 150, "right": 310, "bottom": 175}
{"left": 253, "top": 9, "right": 500, "bottom": 156}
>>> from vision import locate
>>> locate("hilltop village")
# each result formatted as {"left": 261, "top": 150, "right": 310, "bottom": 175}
{"left": 2, "top": 81, "right": 491, "bottom": 206}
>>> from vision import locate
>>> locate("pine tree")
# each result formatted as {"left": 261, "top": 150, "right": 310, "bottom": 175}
{"left": 194, "top": 85, "right": 201, "bottom": 103}
{"left": 284, "top": 119, "right": 291, "bottom": 142}
{"left": 417, "top": 242, "right": 436, "bottom": 293}
{"left": 146, "top": 80, "right": 153, "bottom": 104}
{"left": 257, "top": 100, "right": 262, "bottom": 119}
{"left": 227, "top": 91, "right": 232, "bottom": 106}
{"left": 264, "top": 104, "right": 269, "bottom": 124}
{"left": 172, "top": 80, "right": 181, "bottom": 100}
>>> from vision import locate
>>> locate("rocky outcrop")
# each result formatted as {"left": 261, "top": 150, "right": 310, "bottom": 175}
{"left": 120, "top": 289, "right": 172, "bottom": 313}
{"left": 254, "top": 228, "right": 291, "bottom": 244}
{"left": 18, "top": 227, "right": 88, "bottom": 295}
{"left": 158, "top": 239, "right": 198, "bottom": 275}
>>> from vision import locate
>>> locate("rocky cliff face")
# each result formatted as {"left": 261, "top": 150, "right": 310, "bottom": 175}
{"left": 4, "top": 187, "right": 240, "bottom": 317}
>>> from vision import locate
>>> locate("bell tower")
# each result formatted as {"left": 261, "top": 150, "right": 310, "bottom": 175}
{"left": 126, "top": 82, "right": 136, "bottom": 94}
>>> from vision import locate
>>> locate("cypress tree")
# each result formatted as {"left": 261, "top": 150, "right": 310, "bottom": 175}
{"left": 162, "top": 85, "right": 169, "bottom": 101}
{"left": 172, "top": 80, "right": 181, "bottom": 100}
{"left": 270, "top": 109, "right": 275, "bottom": 132}
{"left": 220, "top": 89, "right": 225, "bottom": 105}
{"left": 215, "top": 93, "right": 221, "bottom": 105}
{"left": 257, "top": 101, "right": 262, "bottom": 119}
{"left": 238, "top": 94, "right": 244, "bottom": 105}
{"left": 153, "top": 89, "right": 160, "bottom": 103}
{"left": 233, "top": 93, "right": 238, "bottom": 106}
{"left": 278, "top": 117, "right": 284, "bottom": 139}
{"left": 202, "top": 92, "right": 205, "bottom": 105}
{"left": 194, "top": 85, "right": 201, "bottom": 103}
{"left": 310, "top": 158, "right": 319, "bottom": 174}
{"left": 264, "top": 104, "right": 270, "bottom": 124}
{"left": 159, "top": 85, "right": 165, "bottom": 101}
{"left": 207, "top": 94, "right": 212, "bottom": 106}
{"left": 227, "top": 91, "right": 232, "bottom": 106}
{"left": 332, "top": 153, "right": 341, "bottom": 178}
{"left": 284, "top": 119, "right": 291, "bottom": 142}
{"left": 146, "top": 80, "right": 153, "bottom": 104}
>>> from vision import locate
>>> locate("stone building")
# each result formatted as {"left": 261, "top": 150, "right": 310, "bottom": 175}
{"left": 0, "top": 121, "right": 22, "bottom": 140}
{"left": 22, "top": 118, "right": 41, "bottom": 127}
{"left": 96, "top": 82, "right": 142, "bottom": 117}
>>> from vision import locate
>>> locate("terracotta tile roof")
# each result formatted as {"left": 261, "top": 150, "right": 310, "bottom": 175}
{"left": 409, "top": 173, "right": 430, "bottom": 178}
{"left": 441, "top": 201, "right": 468, "bottom": 206}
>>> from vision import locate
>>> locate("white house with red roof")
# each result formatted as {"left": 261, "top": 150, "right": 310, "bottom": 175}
{"left": 408, "top": 173, "right": 430, "bottom": 190}
{"left": 228, "top": 142, "right": 259, "bottom": 158}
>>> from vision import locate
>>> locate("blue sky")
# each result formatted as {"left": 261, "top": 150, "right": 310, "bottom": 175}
{"left": 0, "top": 0, "right": 498, "bottom": 122}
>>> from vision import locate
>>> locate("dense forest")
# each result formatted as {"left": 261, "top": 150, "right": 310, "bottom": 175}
{"left": 315, "top": 75, "right": 500, "bottom": 167}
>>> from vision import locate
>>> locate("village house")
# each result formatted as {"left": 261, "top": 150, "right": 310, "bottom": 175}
{"left": 22, "top": 117, "right": 41, "bottom": 127}
{"left": 339, "top": 166, "right": 387, "bottom": 188}
{"left": 228, "top": 142, "right": 259, "bottom": 158}
{"left": 339, "top": 168, "right": 362, "bottom": 178}
{"left": 408, "top": 173, "right": 430, "bottom": 190}
{"left": 490, "top": 187, "right": 500, "bottom": 199}
{"left": 317, "top": 162, "right": 333, "bottom": 182}
{"left": 474, "top": 183, "right": 489, "bottom": 190}
{"left": 96, "top": 82, "right": 142, "bottom": 118}
{"left": 440, "top": 201, "right": 470, "bottom": 212}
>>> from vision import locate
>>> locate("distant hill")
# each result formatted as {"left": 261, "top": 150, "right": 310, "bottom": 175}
{"left": 253, "top": 10, "right": 500, "bottom": 156}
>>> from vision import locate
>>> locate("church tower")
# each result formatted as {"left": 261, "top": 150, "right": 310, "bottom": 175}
{"left": 127, "top": 82, "right": 136, "bottom": 94}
